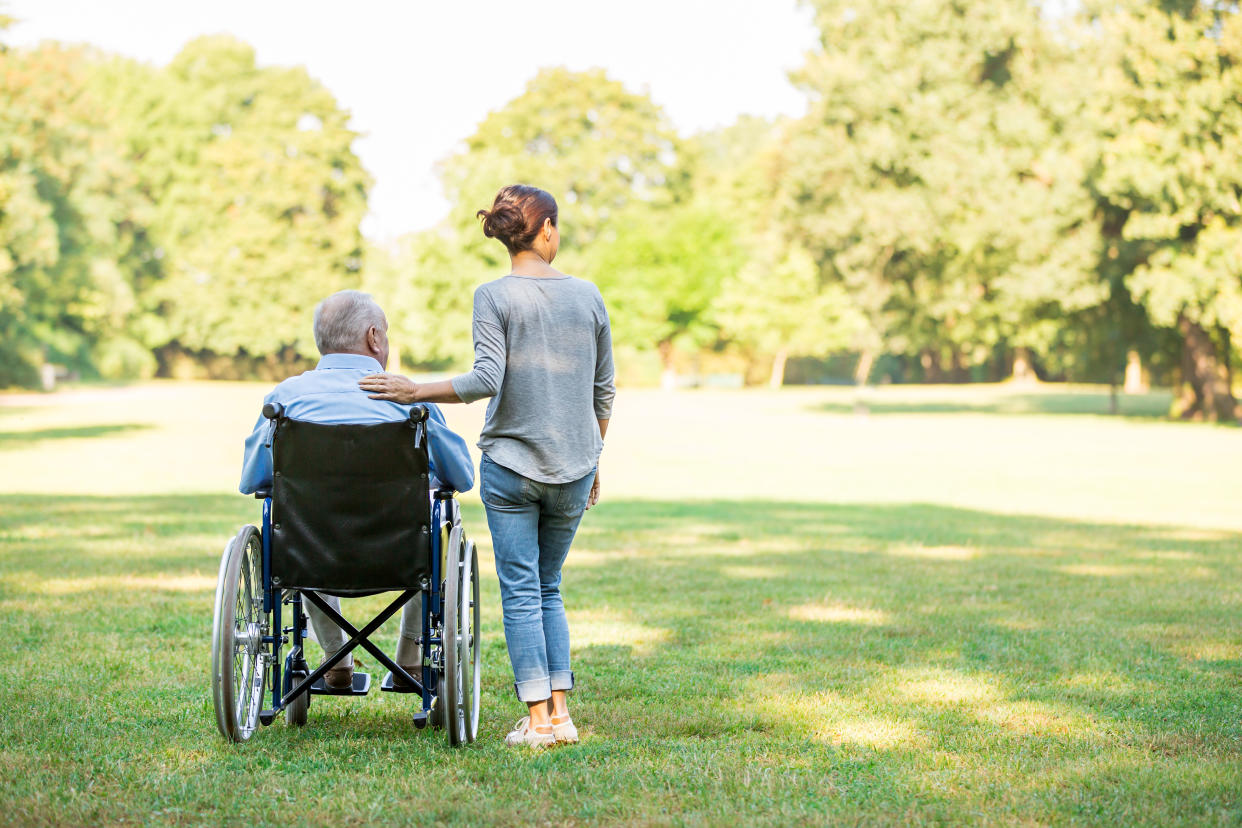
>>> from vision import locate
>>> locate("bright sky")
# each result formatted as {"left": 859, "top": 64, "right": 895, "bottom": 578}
{"left": 7, "top": 0, "right": 819, "bottom": 240}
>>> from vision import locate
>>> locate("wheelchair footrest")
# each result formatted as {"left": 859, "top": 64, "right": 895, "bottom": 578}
{"left": 309, "top": 671, "right": 371, "bottom": 696}
{"left": 380, "top": 672, "right": 422, "bottom": 694}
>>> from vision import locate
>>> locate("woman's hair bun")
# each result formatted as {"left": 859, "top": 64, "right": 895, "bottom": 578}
{"left": 477, "top": 184, "right": 559, "bottom": 254}
{"left": 477, "top": 202, "right": 526, "bottom": 243}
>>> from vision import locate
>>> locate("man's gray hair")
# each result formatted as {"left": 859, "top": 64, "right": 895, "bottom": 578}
{"left": 313, "top": 290, "right": 385, "bottom": 355}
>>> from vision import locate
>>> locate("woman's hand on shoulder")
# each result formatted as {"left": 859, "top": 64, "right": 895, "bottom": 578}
{"left": 359, "top": 372, "right": 419, "bottom": 405}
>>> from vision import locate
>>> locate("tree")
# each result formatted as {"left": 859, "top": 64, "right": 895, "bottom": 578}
{"left": 586, "top": 203, "right": 744, "bottom": 381}
{"left": 689, "top": 117, "right": 861, "bottom": 386}
{"left": 714, "top": 240, "right": 861, "bottom": 387}
{"left": 361, "top": 232, "right": 479, "bottom": 370}
{"left": 439, "top": 67, "right": 686, "bottom": 259}
{"left": 0, "top": 44, "right": 152, "bottom": 385}
{"left": 1087, "top": 2, "right": 1242, "bottom": 420}
{"left": 91, "top": 37, "right": 370, "bottom": 372}
{"left": 779, "top": 0, "right": 1105, "bottom": 383}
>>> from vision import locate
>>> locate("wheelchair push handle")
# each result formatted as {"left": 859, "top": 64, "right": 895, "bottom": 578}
{"left": 264, "top": 402, "right": 425, "bottom": 423}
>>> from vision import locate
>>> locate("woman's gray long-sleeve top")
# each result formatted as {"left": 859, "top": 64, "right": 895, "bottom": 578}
{"left": 450, "top": 274, "right": 615, "bottom": 484}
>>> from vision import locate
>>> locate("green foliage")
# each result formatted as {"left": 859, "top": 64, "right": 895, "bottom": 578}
{"left": 440, "top": 67, "right": 686, "bottom": 252}
{"left": 588, "top": 203, "right": 745, "bottom": 363}
{"left": 4, "top": 5, "right": 1242, "bottom": 394}
{"left": 0, "top": 44, "right": 149, "bottom": 386}
{"left": 95, "top": 37, "right": 370, "bottom": 361}
{"left": 0, "top": 36, "right": 369, "bottom": 386}
{"left": 1090, "top": 6, "right": 1242, "bottom": 335}
{"left": 781, "top": 0, "right": 1106, "bottom": 378}
{"left": 362, "top": 233, "right": 479, "bottom": 369}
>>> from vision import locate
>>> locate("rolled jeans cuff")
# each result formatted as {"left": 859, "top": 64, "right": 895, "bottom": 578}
{"left": 550, "top": 670, "right": 575, "bottom": 692}
{"left": 513, "top": 677, "right": 552, "bottom": 703}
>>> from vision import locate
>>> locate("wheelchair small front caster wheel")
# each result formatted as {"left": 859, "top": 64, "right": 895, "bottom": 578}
{"left": 412, "top": 712, "right": 428, "bottom": 730}
{"left": 286, "top": 671, "right": 309, "bottom": 727}
{"left": 429, "top": 693, "right": 443, "bottom": 729}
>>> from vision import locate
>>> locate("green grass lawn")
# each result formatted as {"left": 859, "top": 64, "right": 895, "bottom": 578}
{"left": 0, "top": 382, "right": 1239, "bottom": 825}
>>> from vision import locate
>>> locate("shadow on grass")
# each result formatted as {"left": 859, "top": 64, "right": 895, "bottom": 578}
{"left": 809, "top": 389, "right": 1176, "bottom": 419}
{"left": 0, "top": 423, "right": 153, "bottom": 450}
{"left": 0, "top": 493, "right": 1238, "bottom": 823}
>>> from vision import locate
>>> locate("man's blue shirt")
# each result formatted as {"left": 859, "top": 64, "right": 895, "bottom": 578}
{"left": 239, "top": 353, "right": 475, "bottom": 495}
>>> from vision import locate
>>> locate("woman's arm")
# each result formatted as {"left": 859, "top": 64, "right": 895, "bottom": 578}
{"left": 360, "top": 286, "right": 505, "bottom": 405}
{"left": 358, "top": 375, "right": 460, "bottom": 404}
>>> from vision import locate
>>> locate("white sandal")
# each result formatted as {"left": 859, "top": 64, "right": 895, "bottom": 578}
{"left": 504, "top": 716, "right": 555, "bottom": 748}
{"left": 551, "top": 715, "right": 578, "bottom": 744}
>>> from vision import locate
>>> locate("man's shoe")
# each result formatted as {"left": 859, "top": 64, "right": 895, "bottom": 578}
{"left": 393, "top": 664, "right": 420, "bottom": 689}
{"left": 324, "top": 664, "right": 354, "bottom": 691}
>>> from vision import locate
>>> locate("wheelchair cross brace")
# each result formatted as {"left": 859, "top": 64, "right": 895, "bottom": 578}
{"left": 276, "top": 589, "right": 426, "bottom": 711}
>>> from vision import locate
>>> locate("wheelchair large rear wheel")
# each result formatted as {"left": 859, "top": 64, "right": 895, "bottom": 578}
{"left": 211, "top": 525, "right": 268, "bottom": 742}
{"left": 443, "top": 528, "right": 480, "bottom": 746}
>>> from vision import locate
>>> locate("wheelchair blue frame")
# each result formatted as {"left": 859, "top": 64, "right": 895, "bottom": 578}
{"left": 254, "top": 487, "right": 460, "bottom": 729}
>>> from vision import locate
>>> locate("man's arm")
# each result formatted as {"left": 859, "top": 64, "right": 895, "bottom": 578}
{"left": 424, "top": 404, "right": 475, "bottom": 493}
{"left": 238, "top": 403, "right": 275, "bottom": 494}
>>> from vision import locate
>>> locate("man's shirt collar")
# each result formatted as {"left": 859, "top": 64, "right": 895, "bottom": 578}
{"left": 315, "top": 353, "right": 384, "bottom": 372}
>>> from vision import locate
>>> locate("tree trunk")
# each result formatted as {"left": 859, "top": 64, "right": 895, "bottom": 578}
{"left": 949, "top": 348, "right": 970, "bottom": 383}
{"left": 658, "top": 339, "right": 677, "bottom": 390}
{"left": 769, "top": 348, "right": 788, "bottom": 389}
{"left": 854, "top": 348, "right": 876, "bottom": 386}
{"left": 920, "top": 348, "right": 944, "bottom": 383}
{"left": 1010, "top": 347, "right": 1037, "bottom": 385}
{"left": 1175, "top": 314, "right": 1237, "bottom": 421}
{"left": 1123, "top": 350, "right": 1148, "bottom": 393}
{"left": 853, "top": 348, "right": 876, "bottom": 416}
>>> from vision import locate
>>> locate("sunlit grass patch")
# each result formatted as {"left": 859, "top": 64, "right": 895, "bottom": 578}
{"left": 788, "top": 603, "right": 889, "bottom": 625}
{"left": 888, "top": 543, "right": 979, "bottom": 561}
{"left": 719, "top": 564, "right": 789, "bottom": 580}
{"left": 36, "top": 573, "right": 218, "bottom": 595}
{"left": 973, "top": 700, "right": 1097, "bottom": 737}
{"left": 570, "top": 608, "right": 671, "bottom": 655}
{"left": 829, "top": 717, "right": 926, "bottom": 750}
{"left": 894, "top": 668, "right": 998, "bottom": 706}
{"left": 1058, "top": 563, "right": 1161, "bottom": 577}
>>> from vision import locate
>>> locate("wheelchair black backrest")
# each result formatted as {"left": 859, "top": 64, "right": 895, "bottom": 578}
{"left": 269, "top": 408, "right": 432, "bottom": 596}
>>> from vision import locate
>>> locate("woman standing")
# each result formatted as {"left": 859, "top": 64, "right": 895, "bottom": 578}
{"left": 359, "top": 184, "right": 614, "bottom": 748}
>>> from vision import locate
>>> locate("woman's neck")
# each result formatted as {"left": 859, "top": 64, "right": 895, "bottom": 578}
{"left": 509, "top": 250, "right": 562, "bottom": 278}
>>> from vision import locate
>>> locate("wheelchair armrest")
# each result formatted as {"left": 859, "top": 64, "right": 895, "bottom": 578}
{"left": 253, "top": 487, "right": 271, "bottom": 500}
{"left": 434, "top": 487, "right": 456, "bottom": 500}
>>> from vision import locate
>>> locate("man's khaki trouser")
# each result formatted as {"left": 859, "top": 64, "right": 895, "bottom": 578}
{"left": 303, "top": 592, "right": 422, "bottom": 670}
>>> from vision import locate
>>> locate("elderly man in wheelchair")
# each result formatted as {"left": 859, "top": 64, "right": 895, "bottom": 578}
{"left": 211, "top": 290, "right": 481, "bottom": 745}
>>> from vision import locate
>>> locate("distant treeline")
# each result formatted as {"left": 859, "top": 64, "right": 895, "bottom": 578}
{"left": 2, "top": 1, "right": 1240, "bottom": 419}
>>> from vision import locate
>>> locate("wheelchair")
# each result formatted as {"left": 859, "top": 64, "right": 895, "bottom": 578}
{"left": 210, "top": 403, "right": 480, "bottom": 745}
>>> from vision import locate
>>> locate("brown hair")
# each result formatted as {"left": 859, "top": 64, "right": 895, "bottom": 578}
{"left": 476, "top": 184, "right": 558, "bottom": 254}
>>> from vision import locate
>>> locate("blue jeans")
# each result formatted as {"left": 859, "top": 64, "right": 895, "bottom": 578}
{"left": 480, "top": 454, "right": 595, "bottom": 702}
